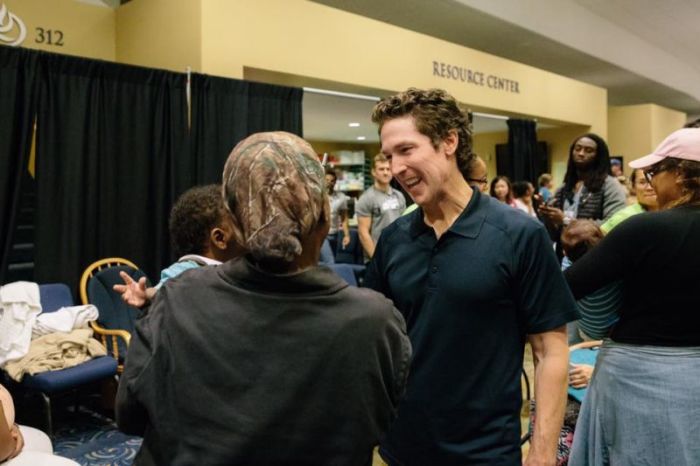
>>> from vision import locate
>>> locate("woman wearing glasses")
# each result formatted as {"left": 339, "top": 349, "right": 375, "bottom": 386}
{"left": 598, "top": 167, "right": 658, "bottom": 233}
{"left": 564, "top": 128, "right": 700, "bottom": 466}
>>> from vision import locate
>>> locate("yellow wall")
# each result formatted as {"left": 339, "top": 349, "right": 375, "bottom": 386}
{"left": 473, "top": 126, "right": 589, "bottom": 187}
{"left": 308, "top": 141, "right": 380, "bottom": 159}
{"left": 5, "top": 0, "right": 612, "bottom": 168}
{"left": 1, "top": 0, "right": 115, "bottom": 60}
{"left": 538, "top": 126, "right": 589, "bottom": 185}
{"left": 608, "top": 105, "right": 653, "bottom": 167}
{"left": 198, "top": 0, "right": 608, "bottom": 135}
{"left": 650, "top": 104, "right": 687, "bottom": 147}
{"left": 608, "top": 104, "right": 686, "bottom": 172}
{"left": 9, "top": 0, "right": 604, "bottom": 139}
{"left": 472, "top": 131, "right": 509, "bottom": 180}
{"left": 116, "top": 0, "right": 202, "bottom": 71}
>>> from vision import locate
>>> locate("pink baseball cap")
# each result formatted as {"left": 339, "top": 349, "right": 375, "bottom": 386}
{"left": 629, "top": 128, "right": 700, "bottom": 169}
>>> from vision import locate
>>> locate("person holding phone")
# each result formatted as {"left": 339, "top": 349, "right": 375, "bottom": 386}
{"left": 539, "top": 134, "right": 626, "bottom": 258}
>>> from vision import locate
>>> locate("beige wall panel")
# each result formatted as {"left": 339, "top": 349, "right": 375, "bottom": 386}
{"left": 2, "top": 0, "right": 115, "bottom": 60}
{"left": 308, "top": 141, "right": 380, "bottom": 158}
{"left": 650, "top": 104, "right": 686, "bottom": 147}
{"left": 608, "top": 105, "right": 654, "bottom": 173}
{"left": 473, "top": 127, "right": 589, "bottom": 189}
{"left": 537, "top": 126, "right": 589, "bottom": 186}
{"left": 608, "top": 104, "right": 686, "bottom": 173}
{"left": 200, "top": 0, "right": 607, "bottom": 134}
{"left": 116, "top": 0, "right": 202, "bottom": 71}
{"left": 472, "top": 131, "right": 509, "bottom": 181}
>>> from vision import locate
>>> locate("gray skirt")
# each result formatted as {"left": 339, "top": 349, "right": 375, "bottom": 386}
{"left": 569, "top": 340, "right": 700, "bottom": 466}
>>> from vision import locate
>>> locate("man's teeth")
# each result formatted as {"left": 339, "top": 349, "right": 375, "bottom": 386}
{"left": 405, "top": 178, "right": 420, "bottom": 187}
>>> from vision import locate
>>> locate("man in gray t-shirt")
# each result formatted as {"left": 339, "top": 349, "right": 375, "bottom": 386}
{"left": 356, "top": 154, "right": 406, "bottom": 259}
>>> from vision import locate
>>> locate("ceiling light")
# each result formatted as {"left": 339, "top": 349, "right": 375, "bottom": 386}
{"left": 356, "top": 136, "right": 366, "bottom": 141}
{"left": 348, "top": 122, "right": 360, "bottom": 127}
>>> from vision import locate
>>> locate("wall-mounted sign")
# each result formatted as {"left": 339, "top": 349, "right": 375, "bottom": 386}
{"left": 35, "top": 28, "right": 64, "bottom": 46}
{"left": 432, "top": 61, "right": 520, "bottom": 94}
{"left": 0, "top": 3, "right": 26, "bottom": 47}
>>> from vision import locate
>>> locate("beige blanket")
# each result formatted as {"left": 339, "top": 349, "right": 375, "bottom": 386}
{"left": 5, "top": 329, "right": 107, "bottom": 382}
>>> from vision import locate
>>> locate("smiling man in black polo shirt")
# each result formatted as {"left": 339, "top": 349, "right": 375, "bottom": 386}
{"left": 366, "top": 88, "right": 577, "bottom": 466}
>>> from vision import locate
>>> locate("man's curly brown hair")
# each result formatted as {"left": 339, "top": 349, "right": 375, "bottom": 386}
{"left": 371, "top": 88, "right": 474, "bottom": 179}
{"left": 169, "top": 184, "right": 227, "bottom": 258}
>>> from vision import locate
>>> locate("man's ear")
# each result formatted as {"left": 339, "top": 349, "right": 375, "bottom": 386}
{"left": 443, "top": 129, "right": 459, "bottom": 157}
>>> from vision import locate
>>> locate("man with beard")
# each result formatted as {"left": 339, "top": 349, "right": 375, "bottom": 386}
{"left": 538, "top": 134, "right": 626, "bottom": 254}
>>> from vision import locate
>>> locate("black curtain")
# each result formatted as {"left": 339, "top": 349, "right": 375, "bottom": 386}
{"left": 190, "top": 74, "right": 303, "bottom": 184}
{"left": 33, "top": 54, "right": 190, "bottom": 291}
{"left": 0, "top": 46, "right": 39, "bottom": 284}
{"left": 506, "top": 118, "right": 540, "bottom": 183}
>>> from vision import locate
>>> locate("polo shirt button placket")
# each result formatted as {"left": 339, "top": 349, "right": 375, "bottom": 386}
{"left": 431, "top": 265, "right": 438, "bottom": 273}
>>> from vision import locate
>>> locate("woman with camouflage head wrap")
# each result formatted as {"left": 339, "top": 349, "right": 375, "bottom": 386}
{"left": 222, "top": 131, "right": 329, "bottom": 271}
{"left": 117, "top": 131, "right": 411, "bottom": 466}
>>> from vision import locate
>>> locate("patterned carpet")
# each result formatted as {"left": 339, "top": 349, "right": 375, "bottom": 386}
{"left": 52, "top": 408, "right": 141, "bottom": 466}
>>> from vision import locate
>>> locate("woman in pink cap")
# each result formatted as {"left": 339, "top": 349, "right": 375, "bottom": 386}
{"left": 564, "top": 128, "right": 700, "bottom": 466}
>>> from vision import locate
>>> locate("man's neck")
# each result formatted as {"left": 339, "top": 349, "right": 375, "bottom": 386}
{"left": 422, "top": 175, "right": 473, "bottom": 239}
{"left": 374, "top": 181, "right": 390, "bottom": 193}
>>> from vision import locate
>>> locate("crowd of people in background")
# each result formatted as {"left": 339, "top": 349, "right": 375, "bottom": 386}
{"left": 339, "top": 123, "right": 661, "bottom": 270}
{"left": 309, "top": 109, "right": 700, "bottom": 466}
{"left": 96, "top": 87, "right": 700, "bottom": 466}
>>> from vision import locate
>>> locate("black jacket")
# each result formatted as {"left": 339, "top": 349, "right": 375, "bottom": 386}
{"left": 116, "top": 258, "right": 411, "bottom": 466}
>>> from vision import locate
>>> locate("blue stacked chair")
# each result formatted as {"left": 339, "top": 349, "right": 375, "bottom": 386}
{"left": 6, "top": 283, "right": 119, "bottom": 437}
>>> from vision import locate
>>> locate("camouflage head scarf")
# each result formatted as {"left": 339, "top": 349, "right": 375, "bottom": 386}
{"left": 222, "top": 131, "right": 327, "bottom": 265}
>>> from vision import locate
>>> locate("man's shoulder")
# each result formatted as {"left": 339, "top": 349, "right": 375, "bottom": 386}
{"left": 356, "top": 187, "right": 378, "bottom": 207}
{"left": 602, "top": 175, "right": 626, "bottom": 194}
{"left": 480, "top": 195, "right": 543, "bottom": 237}
{"left": 378, "top": 209, "right": 415, "bottom": 242}
{"left": 358, "top": 186, "right": 376, "bottom": 199}
{"left": 390, "top": 187, "right": 406, "bottom": 201}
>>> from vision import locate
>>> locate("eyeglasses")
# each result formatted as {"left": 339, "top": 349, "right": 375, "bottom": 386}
{"left": 643, "top": 161, "right": 677, "bottom": 184}
{"left": 467, "top": 177, "right": 488, "bottom": 187}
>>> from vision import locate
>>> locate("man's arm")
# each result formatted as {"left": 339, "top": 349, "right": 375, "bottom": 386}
{"left": 340, "top": 210, "right": 351, "bottom": 248}
{"left": 525, "top": 326, "right": 569, "bottom": 466}
{"left": 357, "top": 216, "right": 375, "bottom": 258}
{"left": 601, "top": 176, "right": 628, "bottom": 222}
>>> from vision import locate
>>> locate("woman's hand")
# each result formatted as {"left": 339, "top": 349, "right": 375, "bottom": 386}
{"left": 568, "top": 364, "right": 594, "bottom": 389}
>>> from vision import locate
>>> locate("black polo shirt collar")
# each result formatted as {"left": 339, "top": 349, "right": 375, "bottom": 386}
{"left": 408, "top": 188, "right": 487, "bottom": 240}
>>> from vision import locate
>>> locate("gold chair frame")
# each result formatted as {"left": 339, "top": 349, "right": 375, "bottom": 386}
{"left": 80, "top": 257, "right": 140, "bottom": 373}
